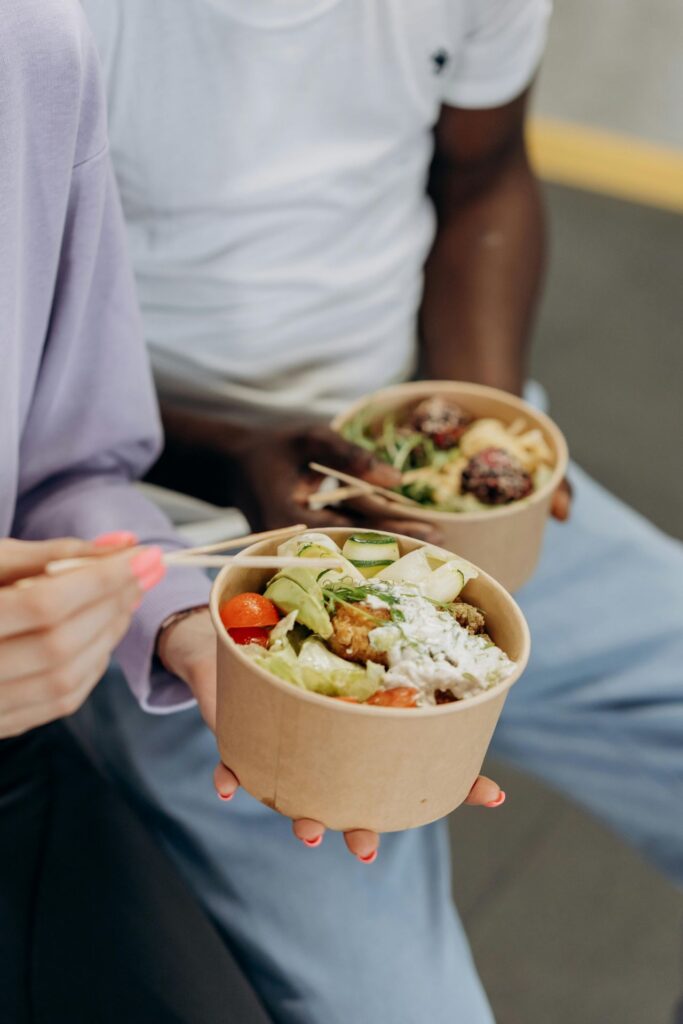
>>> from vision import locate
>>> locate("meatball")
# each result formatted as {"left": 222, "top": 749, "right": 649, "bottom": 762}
{"left": 328, "top": 602, "right": 391, "bottom": 666}
{"left": 461, "top": 447, "right": 533, "bottom": 505}
{"left": 410, "top": 397, "right": 473, "bottom": 450}
{"left": 451, "top": 602, "right": 487, "bottom": 634}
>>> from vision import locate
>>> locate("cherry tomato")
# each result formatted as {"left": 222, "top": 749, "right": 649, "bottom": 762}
{"left": 228, "top": 626, "right": 271, "bottom": 647}
{"left": 220, "top": 593, "right": 281, "bottom": 630}
{"left": 367, "top": 687, "right": 419, "bottom": 708}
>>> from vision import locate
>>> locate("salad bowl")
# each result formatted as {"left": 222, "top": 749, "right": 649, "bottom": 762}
{"left": 210, "top": 527, "right": 530, "bottom": 833}
{"left": 331, "top": 381, "right": 569, "bottom": 592}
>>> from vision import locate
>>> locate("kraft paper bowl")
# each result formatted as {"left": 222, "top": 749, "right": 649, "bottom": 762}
{"left": 210, "top": 527, "right": 530, "bottom": 833}
{"left": 331, "top": 381, "right": 569, "bottom": 593}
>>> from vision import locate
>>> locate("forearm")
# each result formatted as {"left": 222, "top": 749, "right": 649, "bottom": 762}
{"left": 419, "top": 143, "right": 546, "bottom": 396}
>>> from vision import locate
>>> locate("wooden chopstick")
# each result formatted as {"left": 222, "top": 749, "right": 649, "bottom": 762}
{"left": 308, "top": 462, "right": 421, "bottom": 508}
{"left": 45, "top": 524, "right": 313, "bottom": 578}
{"left": 165, "top": 555, "right": 345, "bottom": 570}
{"left": 165, "top": 523, "right": 308, "bottom": 562}
{"left": 45, "top": 553, "right": 343, "bottom": 576}
{"left": 307, "top": 484, "right": 368, "bottom": 510}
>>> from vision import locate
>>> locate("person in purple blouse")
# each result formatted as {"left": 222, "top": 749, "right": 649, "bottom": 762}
{"left": 1, "top": 5, "right": 501, "bottom": 1019}
{"left": 0, "top": 3, "right": 218, "bottom": 1017}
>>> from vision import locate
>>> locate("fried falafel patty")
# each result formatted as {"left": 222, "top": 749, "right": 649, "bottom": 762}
{"left": 450, "top": 602, "right": 487, "bottom": 634}
{"left": 328, "top": 602, "right": 391, "bottom": 666}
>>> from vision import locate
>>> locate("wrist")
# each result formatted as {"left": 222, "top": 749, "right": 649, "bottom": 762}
{"left": 422, "top": 349, "right": 526, "bottom": 397}
{"left": 156, "top": 605, "right": 209, "bottom": 668}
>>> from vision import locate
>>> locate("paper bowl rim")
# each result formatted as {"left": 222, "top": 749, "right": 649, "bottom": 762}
{"left": 209, "top": 526, "right": 531, "bottom": 720}
{"left": 330, "top": 380, "right": 569, "bottom": 523}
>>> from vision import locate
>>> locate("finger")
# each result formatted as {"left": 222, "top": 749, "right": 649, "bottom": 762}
{"left": 0, "top": 620, "right": 122, "bottom": 728}
{"left": 0, "top": 579, "right": 141, "bottom": 684}
{"left": 375, "top": 517, "right": 444, "bottom": 545}
{"left": 0, "top": 655, "right": 108, "bottom": 737}
{"left": 91, "top": 531, "right": 139, "bottom": 550}
{"left": 289, "top": 478, "right": 356, "bottom": 528}
{"left": 214, "top": 762, "right": 240, "bottom": 802}
{"left": 0, "top": 534, "right": 139, "bottom": 586}
{"left": 0, "top": 538, "right": 95, "bottom": 586}
{"left": 0, "top": 546, "right": 164, "bottom": 641}
{"left": 551, "top": 479, "right": 573, "bottom": 522}
{"left": 302, "top": 425, "right": 401, "bottom": 489}
{"left": 464, "top": 775, "right": 506, "bottom": 808}
{"left": 343, "top": 829, "right": 380, "bottom": 862}
{"left": 292, "top": 818, "right": 326, "bottom": 848}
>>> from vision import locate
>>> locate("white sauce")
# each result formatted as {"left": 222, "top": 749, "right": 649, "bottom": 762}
{"left": 366, "top": 583, "right": 515, "bottom": 706}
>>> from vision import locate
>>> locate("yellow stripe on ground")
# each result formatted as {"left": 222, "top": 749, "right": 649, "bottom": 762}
{"left": 528, "top": 117, "right": 683, "bottom": 213}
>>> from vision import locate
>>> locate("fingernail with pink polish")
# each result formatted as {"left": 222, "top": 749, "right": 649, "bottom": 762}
{"left": 485, "top": 791, "right": 506, "bottom": 808}
{"left": 303, "top": 836, "right": 323, "bottom": 848}
{"left": 94, "top": 530, "right": 138, "bottom": 548}
{"left": 131, "top": 547, "right": 164, "bottom": 584}
{"left": 217, "top": 790, "right": 234, "bottom": 802}
{"left": 358, "top": 851, "right": 378, "bottom": 864}
{"left": 138, "top": 563, "right": 167, "bottom": 593}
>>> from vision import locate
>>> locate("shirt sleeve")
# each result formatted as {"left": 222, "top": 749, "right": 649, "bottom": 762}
{"left": 13, "top": 146, "right": 210, "bottom": 714}
{"left": 444, "top": 0, "right": 552, "bottom": 110}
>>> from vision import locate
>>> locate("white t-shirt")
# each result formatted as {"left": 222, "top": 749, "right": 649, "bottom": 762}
{"left": 83, "top": 0, "right": 550, "bottom": 427}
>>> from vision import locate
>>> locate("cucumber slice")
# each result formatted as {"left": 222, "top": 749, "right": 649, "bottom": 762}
{"left": 422, "top": 562, "right": 466, "bottom": 603}
{"left": 343, "top": 533, "right": 400, "bottom": 578}
{"left": 375, "top": 548, "right": 433, "bottom": 585}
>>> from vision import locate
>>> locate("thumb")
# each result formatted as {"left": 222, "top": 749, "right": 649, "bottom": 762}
{"left": 551, "top": 479, "right": 573, "bottom": 522}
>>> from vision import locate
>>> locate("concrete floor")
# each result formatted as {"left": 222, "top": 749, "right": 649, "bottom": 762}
{"left": 534, "top": 184, "right": 683, "bottom": 537}
{"left": 450, "top": 183, "right": 683, "bottom": 1024}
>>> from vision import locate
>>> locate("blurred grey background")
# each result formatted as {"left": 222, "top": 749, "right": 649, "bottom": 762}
{"left": 451, "top": 2, "right": 683, "bottom": 1021}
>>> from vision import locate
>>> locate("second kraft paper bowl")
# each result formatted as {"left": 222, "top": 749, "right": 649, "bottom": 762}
{"left": 331, "top": 381, "right": 569, "bottom": 593}
{"left": 210, "top": 527, "right": 530, "bottom": 833}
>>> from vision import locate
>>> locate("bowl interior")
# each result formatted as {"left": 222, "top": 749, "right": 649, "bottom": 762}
{"left": 210, "top": 527, "right": 531, "bottom": 712}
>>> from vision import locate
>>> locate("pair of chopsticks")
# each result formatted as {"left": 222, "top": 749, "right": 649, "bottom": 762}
{"left": 307, "top": 462, "right": 421, "bottom": 511}
{"left": 44, "top": 523, "right": 343, "bottom": 576}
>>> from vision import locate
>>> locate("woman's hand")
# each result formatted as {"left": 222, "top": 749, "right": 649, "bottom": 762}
{"left": 0, "top": 535, "right": 163, "bottom": 738}
{"left": 158, "top": 609, "right": 506, "bottom": 864}
{"left": 215, "top": 762, "right": 506, "bottom": 863}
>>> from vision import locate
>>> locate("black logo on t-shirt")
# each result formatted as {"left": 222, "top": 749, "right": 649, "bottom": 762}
{"left": 431, "top": 49, "right": 450, "bottom": 74}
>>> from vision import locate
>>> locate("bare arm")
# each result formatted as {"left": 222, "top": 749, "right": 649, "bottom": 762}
{"left": 419, "top": 88, "right": 546, "bottom": 396}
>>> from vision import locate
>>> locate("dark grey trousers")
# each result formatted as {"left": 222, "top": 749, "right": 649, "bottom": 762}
{"left": 0, "top": 724, "right": 270, "bottom": 1024}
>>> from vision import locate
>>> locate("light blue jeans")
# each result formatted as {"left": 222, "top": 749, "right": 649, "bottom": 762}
{"left": 71, "top": 464, "right": 683, "bottom": 1024}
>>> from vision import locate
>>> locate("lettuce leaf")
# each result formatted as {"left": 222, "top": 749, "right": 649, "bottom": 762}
{"left": 244, "top": 636, "right": 384, "bottom": 701}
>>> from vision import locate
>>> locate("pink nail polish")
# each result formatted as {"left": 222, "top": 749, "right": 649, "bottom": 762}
{"left": 217, "top": 790, "right": 234, "bottom": 802}
{"left": 485, "top": 791, "right": 506, "bottom": 808}
{"left": 137, "top": 563, "right": 167, "bottom": 593}
{"left": 303, "top": 836, "right": 322, "bottom": 848}
{"left": 358, "top": 851, "right": 378, "bottom": 864}
{"left": 131, "top": 547, "right": 163, "bottom": 582}
{"left": 94, "top": 530, "right": 138, "bottom": 548}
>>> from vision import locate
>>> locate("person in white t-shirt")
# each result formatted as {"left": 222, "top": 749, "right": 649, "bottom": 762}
{"left": 76, "top": 3, "right": 683, "bottom": 1022}
{"left": 83, "top": 0, "right": 570, "bottom": 527}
